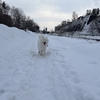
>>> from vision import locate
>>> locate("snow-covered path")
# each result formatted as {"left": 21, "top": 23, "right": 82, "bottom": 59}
{"left": 0, "top": 25, "right": 100, "bottom": 100}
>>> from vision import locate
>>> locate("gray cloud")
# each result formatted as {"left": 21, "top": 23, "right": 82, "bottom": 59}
{"left": 93, "top": 0, "right": 100, "bottom": 7}
{"left": 5, "top": 0, "right": 100, "bottom": 30}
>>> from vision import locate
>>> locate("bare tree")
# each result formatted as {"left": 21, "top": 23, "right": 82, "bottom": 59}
{"left": 86, "top": 10, "right": 91, "bottom": 15}
{"left": 0, "top": 0, "right": 2, "bottom": 14}
{"left": 72, "top": 11, "right": 78, "bottom": 21}
{"left": 11, "top": 7, "right": 25, "bottom": 28}
{"left": 89, "top": 17, "right": 100, "bottom": 36}
{"left": 92, "top": 8, "right": 100, "bottom": 16}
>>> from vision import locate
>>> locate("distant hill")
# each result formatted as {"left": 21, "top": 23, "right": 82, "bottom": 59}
{"left": 55, "top": 8, "right": 100, "bottom": 36}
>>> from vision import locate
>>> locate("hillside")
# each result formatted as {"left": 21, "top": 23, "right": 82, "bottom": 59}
{"left": 0, "top": 24, "right": 100, "bottom": 100}
{"left": 55, "top": 9, "right": 100, "bottom": 36}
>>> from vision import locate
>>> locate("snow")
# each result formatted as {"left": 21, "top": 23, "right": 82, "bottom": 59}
{"left": 0, "top": 24, "right": 100, "bottom": 100}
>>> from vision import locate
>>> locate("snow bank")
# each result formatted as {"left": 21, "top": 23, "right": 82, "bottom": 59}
{"left": 0, "top": 24, "right": 100, "bottom": 100}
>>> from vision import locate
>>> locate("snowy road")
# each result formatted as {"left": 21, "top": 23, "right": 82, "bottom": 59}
{"left": 0, "top": 25, "right": 100, "bottom": 100}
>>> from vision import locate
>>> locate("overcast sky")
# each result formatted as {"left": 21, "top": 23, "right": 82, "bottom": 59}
{"left": 5, "top": 0, "right": 100, "bottom": 31}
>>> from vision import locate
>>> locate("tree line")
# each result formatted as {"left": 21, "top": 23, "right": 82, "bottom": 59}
{"left": 0, "top": 0, "right": 39, "bottom": 32}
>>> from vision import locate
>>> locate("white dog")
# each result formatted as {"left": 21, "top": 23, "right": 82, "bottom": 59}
{"left": 37, "top": 34, "right": 49, "bottom": 56}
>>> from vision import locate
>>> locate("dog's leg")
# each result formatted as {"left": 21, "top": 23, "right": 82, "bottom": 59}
{"left": 42, "top": 50, "right": 45, "bottom": 56}
{"left": 39, "top": 51, "right": 43, "bottom": 56}
{"left": 38, "top": 50, "right": 40, "bottom": 54}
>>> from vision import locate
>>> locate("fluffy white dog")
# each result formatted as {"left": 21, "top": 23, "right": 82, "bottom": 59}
{"left": 37, "top": 34, "right": 49, "bottom": 56}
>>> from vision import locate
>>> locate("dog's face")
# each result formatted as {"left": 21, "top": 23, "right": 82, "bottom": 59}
{"left": 41, "top": 37, "right": 48, "bottom": 45}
